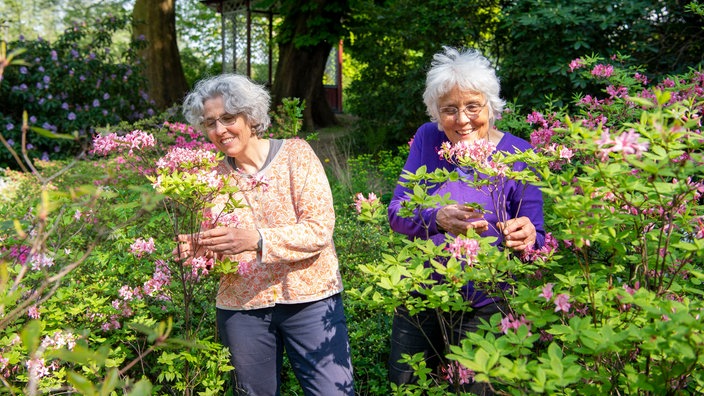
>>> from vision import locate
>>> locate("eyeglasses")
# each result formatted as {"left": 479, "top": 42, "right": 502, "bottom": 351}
{"left": 438, "top": 102, "right": 487, "bottom": 120}
{"left": 202, "top": 113, "right": 240, "bottom": 131}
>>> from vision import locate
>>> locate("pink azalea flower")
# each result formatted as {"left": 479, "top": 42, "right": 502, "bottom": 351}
{"left": 28, "top": 305, "right": 40, "bottom": 319}
{"left": 539, "top": 283, "right": 554, "bottom": 301}
{"left": 440, "top": 361, "right": 475, "bottom": 385}
{"left": 591, "top": 64, "right": 614, "bottom": 78}
{"left": 568, "top": 58, "right": 585, "bottom": 72}
{"left": 130, "top": 237, "right": 156, "bottom": 258}
{"left": 354, "top": 192, "right": 380, "bottom": 215}
{"left": 446, "top": 236, "right": 481, "bottom": 265}
{"left": 554, "top": 293, "right": 571, "bottom": 313}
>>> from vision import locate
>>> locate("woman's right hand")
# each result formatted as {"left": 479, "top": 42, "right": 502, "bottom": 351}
{"left": 173, "top": 234, "right": 208, "bottom": 262}
{"left": 436, "top": 204, "right": 489, "bottom": 236}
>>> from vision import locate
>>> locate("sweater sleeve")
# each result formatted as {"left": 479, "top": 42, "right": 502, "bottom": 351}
{"left": 258, "top": 140, "right": 336, "bottom": 264}
{"left": 388, "top": 124, "right": 447, "bottom": 238}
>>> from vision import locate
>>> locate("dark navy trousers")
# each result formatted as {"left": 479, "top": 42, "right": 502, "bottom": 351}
{"left": 216, "top": 294, "right": 354, "bottom": 396}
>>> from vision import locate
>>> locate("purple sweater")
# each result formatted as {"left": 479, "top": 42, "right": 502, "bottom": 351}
{"left": 388, "top": 122, "right": 546, "bottom": 306}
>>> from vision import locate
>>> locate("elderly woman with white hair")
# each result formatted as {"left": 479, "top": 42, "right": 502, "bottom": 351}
{"left": 179, "top": 73, "right": 354, "bottom": 396}
{"left": 387, "top": 47, "right": 545, "bottom": 394}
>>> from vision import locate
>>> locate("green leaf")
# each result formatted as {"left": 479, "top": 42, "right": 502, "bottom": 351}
{"left": 67, "top": 371, "right": 97, "bottom": 396}
{"left": 20, "top": 320, "right": 42, "bottom": 355}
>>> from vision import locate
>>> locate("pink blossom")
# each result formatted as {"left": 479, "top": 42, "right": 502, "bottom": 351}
{"left": 634, "top": 72, "right": 649, "bottom": 85}
{"left": 520, "top": 232, "right": 558, "bottom": 261}
{"left": 559, "top": 147, "right": 574, "bottom": 161}
{"left": 695, "top": 217, "right": 704, "bottom": 239}
{"left": 446, "top": 236, "right": 481, "bottom": 265}
{"left": 440, "top": 361, "right": 475, "bottom": 385}
{"left": 554, "top": 293, "right": 571, "bottom": 313}
{"left": 26, "top": 357, "right": 50, "bottom": 379}
{"left": 142, "top": 259, "right": 171, "bottom": 298}
{"left": 130, "top": 237, "right": 155, "bottom": 258}
{"left": 568, "top": 58, "right": 585, "bottom": 72}
{"left": 499, "top": 313, "right": 532, "bottom": 335}
{"left": 539, "top": 283, "right": 554, "bottom": 301}
{"left": 438, "top": 139, "right": 495, "bottom": 168}
{"left": 30, "top": 252, "right": 55, "bottom": 271}
{"left": 623, "top": 281, "right": 640, "bottom": 295}
{"left": 119, "top": 285, "right": 141, "bottom": 301}
{"left": 596, "top": 129, "right": 649, "bottom": 160}
{"left": 28, "top": 305, "right": 40, "bottom": 319}
{"left": 354, "top": 192, "right": 380, "bottom": 214}
{"left": 591, "top": 64, "right": 614, "bottom": 78}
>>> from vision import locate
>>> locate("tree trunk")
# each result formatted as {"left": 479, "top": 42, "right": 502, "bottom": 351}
{"left": 132, "top": 0, "right": 189, "bottom": 111}
{"left": 272, "top": 41, "right": 336, "bottom": 131}
{"left": 271, "top": 0, "right": 349, "bottom": 131}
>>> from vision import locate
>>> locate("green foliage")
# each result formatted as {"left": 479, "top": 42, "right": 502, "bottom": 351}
{"left": 269, "top": 97, "right": 305, "bottom": 139}
{"left": 0, "top": 12, "right": 155, "bottom": 167}
{"left": 496, "top": 0, "right": 704, "bottom": 110}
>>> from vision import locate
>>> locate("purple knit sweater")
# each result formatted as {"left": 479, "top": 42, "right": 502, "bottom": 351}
{"left": 387, "top": 122, "right": 546, "bottom": 306}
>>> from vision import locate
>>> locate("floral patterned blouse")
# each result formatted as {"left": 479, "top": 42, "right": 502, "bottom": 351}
{"left": 210, "top": 138, "right": 343, "bottom": 310}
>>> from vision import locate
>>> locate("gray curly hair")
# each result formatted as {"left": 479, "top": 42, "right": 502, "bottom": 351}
{"left": 182, "top": 73, "right": 271, "bottom": 137}
{"left": 423, "top": 47, "right": 505, "bottom": 128}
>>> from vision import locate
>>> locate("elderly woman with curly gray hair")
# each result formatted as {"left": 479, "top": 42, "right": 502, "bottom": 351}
{"left": 179, "top": 73, "right": 354, "bottom": 396}
{"left": 387, "top": 47, "right": 546, "bottom": 395}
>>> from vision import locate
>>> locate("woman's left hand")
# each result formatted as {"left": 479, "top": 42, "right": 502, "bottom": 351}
{"left": 496, "top": 216, "right": 536, "bottom": 251}
{"left": 198, "top": 227, "right": 260, "bottom": 256}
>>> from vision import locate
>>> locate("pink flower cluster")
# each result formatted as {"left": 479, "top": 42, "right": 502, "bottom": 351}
{"left": 30, "top": 252, "right": 55, "bottom": 271}
{"left": 438, "top": 139, "right": 496, "bottom": 168}
{"left": 238, "top": 172, "right": 270, "bottom": 192}
{"left": 499, "top": 313, "right": 532, "bottom": 335}
{"left": 527, "top": 111, "right": 563, "bottom": 150}
{"left": 520, "top": 232, "right": 558, "bottom": 262}
{"left": 591, "top": 64, "right": 614, "bottom": 78}
{"left": 440, "top": 361, "right": 475, "bottom": 385}
{"left": 202, "top": 210, "right": 240, "bottom": 229}
{"left": 568, "top": 58, "right": 585, "bottom": 72}
{"left": 91, "top": 129, "right": 156, "bottom": 156}
{"left": 446, "top": 235, "right": 480, "bottom": 266}
{"left": 539, "top": 283, "right": 572, "bottom": 313}
{"left": 595, "top": 129, "right": 650, "bottom": 161}
{"left": 353, "top": 192, "right": 380, "bottom": 214}
{"left": 155, "top": 147, "right": 218, "bottom": 173}
{"left": 130, "top": 237, "right": 155, "bottom": 258}
{"left": 186, "top": 256, "right": 214, "bottom": 281}
{"left": 163, "top": 121, "right": 215, "bottom": 151}
{"left": 143, "top": 259, "right": 171, "bottom": 298}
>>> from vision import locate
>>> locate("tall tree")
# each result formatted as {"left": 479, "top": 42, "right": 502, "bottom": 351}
{"left": 270, "top": 0, "right": 350, "bottom": 130}
{"left": 132, "top": 0, "right": 189, "bottom": 110}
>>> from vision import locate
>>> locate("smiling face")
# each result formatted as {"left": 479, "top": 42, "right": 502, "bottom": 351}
{"left": 437, "top": 87, "right": 492, "bottom": 145}
{"left": 202, "top": 96, "right": 256, "bottom": 160}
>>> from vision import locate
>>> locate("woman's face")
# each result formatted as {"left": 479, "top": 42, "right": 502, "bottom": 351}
{"left": 202, "top": 96, "right": 255, "bottom": 159}
{"left": 437, "top": 87, "right": 492, "bottom": 145}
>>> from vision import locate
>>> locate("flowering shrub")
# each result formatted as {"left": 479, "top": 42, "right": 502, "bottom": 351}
{"left": 0, "top": 13, "right": 155, "bottom": 167}
{"left": 353, "top": 57, "right": 704, "bottom": 394}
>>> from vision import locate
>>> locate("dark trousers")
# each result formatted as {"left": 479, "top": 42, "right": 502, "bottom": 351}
{"left": 388, "top": 302, "right": 506, "bottom": 395}
{"left": 216, "top": 294, "right": 354, "bottom": 396}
